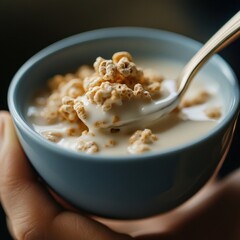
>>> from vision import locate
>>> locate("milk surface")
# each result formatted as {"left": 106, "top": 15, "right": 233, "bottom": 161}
{"left": 28, "top": 59, "right": 223, "bottom": 156}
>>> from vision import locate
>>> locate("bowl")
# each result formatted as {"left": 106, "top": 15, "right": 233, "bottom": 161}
{"left": 8, "top": 27, "right": 240, "bottom": 219}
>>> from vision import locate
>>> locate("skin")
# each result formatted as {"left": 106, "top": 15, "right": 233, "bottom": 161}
{"left": 0, "top": 111, "right": 239, "bottom": 240}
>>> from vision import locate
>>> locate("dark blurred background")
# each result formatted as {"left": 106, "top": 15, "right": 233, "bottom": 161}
{"left": 0, "top": 0, "right": 239, "bottom": 238}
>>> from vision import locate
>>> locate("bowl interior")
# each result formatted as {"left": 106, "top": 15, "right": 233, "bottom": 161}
{"left": 9, "top": 28, "right": 239, "bottom": 158}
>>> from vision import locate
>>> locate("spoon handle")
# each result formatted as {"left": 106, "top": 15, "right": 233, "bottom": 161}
{"left": 178, "top": 11, "right": 240, "bottom": 97}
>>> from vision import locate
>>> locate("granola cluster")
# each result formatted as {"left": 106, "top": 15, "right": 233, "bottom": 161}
{"left": 86, "top": 82, "right": 151, "bottom": 112}
{"left": 41, "top": 131, "right": 63, "bottom": 143}
{"left": 76, "top": 140, "right": 99, "bottom": 153}
{"left": 128, "top": 129, "right": 158, "bottom": 154}
{"left": 39, "top": 52, "right": 162, "bottom": 125}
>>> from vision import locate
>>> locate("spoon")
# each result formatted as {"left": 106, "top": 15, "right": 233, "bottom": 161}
{"left": 114, "top": 11, "right": 240, "bottom": 128}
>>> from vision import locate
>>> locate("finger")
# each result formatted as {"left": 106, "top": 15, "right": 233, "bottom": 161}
{"left": 136, "top": 170, "right": 240, "bottom": 240}
{"left": 49, "top": 211, "right": 133, "bottom": 240}
{"left": 6, "top": 217, "right": 16, "bottom": 239}
{"left": 0, "top": 112, "right": 132, "bottom": 240}
{"left": 176, "top": 170, "right": 240, "bottom": 239}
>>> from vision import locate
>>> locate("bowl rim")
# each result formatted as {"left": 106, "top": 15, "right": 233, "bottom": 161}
{"left": 8, "top": 27, "right": 240, "bottom": 162}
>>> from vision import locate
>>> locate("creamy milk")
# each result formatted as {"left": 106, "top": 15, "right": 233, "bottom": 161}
{"left": 28, "top": 59, "right": 224, "bottom": 156}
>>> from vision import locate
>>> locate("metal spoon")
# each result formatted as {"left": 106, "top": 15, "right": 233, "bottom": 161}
{"left": 116, "top": 11, "right": 240, "bottom": 128}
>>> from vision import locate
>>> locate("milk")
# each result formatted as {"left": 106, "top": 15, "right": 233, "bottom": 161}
{"left": 28, "top": 59, "right": 223, "bottom": 156}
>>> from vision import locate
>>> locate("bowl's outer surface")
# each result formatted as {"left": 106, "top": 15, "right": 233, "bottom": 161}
{"left": 8, "top": 28, "right": 240, "bottom": 219}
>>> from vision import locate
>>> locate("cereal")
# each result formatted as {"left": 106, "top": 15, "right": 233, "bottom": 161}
{"left": 82, "top": 130, "right": 95, "bottom": 137}
{"left": 74, "top": 97, "right": 88, "bottom": 120}
{"left": 83, "top": 75, "right": 104, "bottom": 91}
{"left": 41, "top": 109, "right": 59, "bottom": 124}
{"left": 112, "top": 51, "right": 133, "bottom": 63}
{"left": 41, "top": 131, "right": 63, "bottom": 143}
{"left": 93, "top": 52, "right": 149, "bottom": 91}
{"left": 40, "top": 92, "right": 62, "bottom": 123}
{"left": 143, "top": 69, "right": 163, "bottom": 84}
{"left": 86, "top": 82, "right": 134, "bottom": 111}
{"left": 133, "top": 84, "right": 151, "bottom": 100}
{"left": 146, "top": 82, "right": 161, "bottom": 97}
{"left": 94, "top": 121, "right": 107, "bottom": 128}
{"left": 128, "top": 129, "right": 157, "bottom": 154}
{"left": 128, "top": 143, "right": 150, "bottom": 154}
{"left": 64, "top": 73, "right": 77, "bottom": 82}
{"left": 66, "top": 124, "right": 87, "bottom": 136}
{"left": 117, "top": 57, "right": 137, "bottom": 77}
{"left": 48, "top": 75, "right": 66, "bottom": 90}
{"left": 30, "top": 52, "right": 219, "bottom": 156}
{"left": 76, "top": 140, "right": 99, "bottom": 153}
{"left": 32, "top": 52, "right": 165, "bottom": 154}
{"left": 204, "top": 107, "right": 222, "bottom": 119}
{"left": 180, "top": 91, "right": 210, "bottom": 108}
{"left": 93, "top": 57, "right": 105, "bottom": 72}
{"left": 60, "top": 79, "right": 84, "bottom": 98}
{"left": 129, "top": 129, "right": 158, "bottom": 145}
{"left": 98, "top": 60, "right": 117, "bottom": 80}
{"left": 76, "top": 65, "right": 95, "bottom": 79}
{"left": 105, "top": 139, "right": 117, "bottom": 148}
{"left": 59, "top": 96, "right": 78, "bottom": 122}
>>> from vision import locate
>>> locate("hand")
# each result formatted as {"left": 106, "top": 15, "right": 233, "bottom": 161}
{"left": 0, "top": 112, "right": 131, "bottom": 240}
{"left": 0, "top": 111, "right": 239, "bottom": 240}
